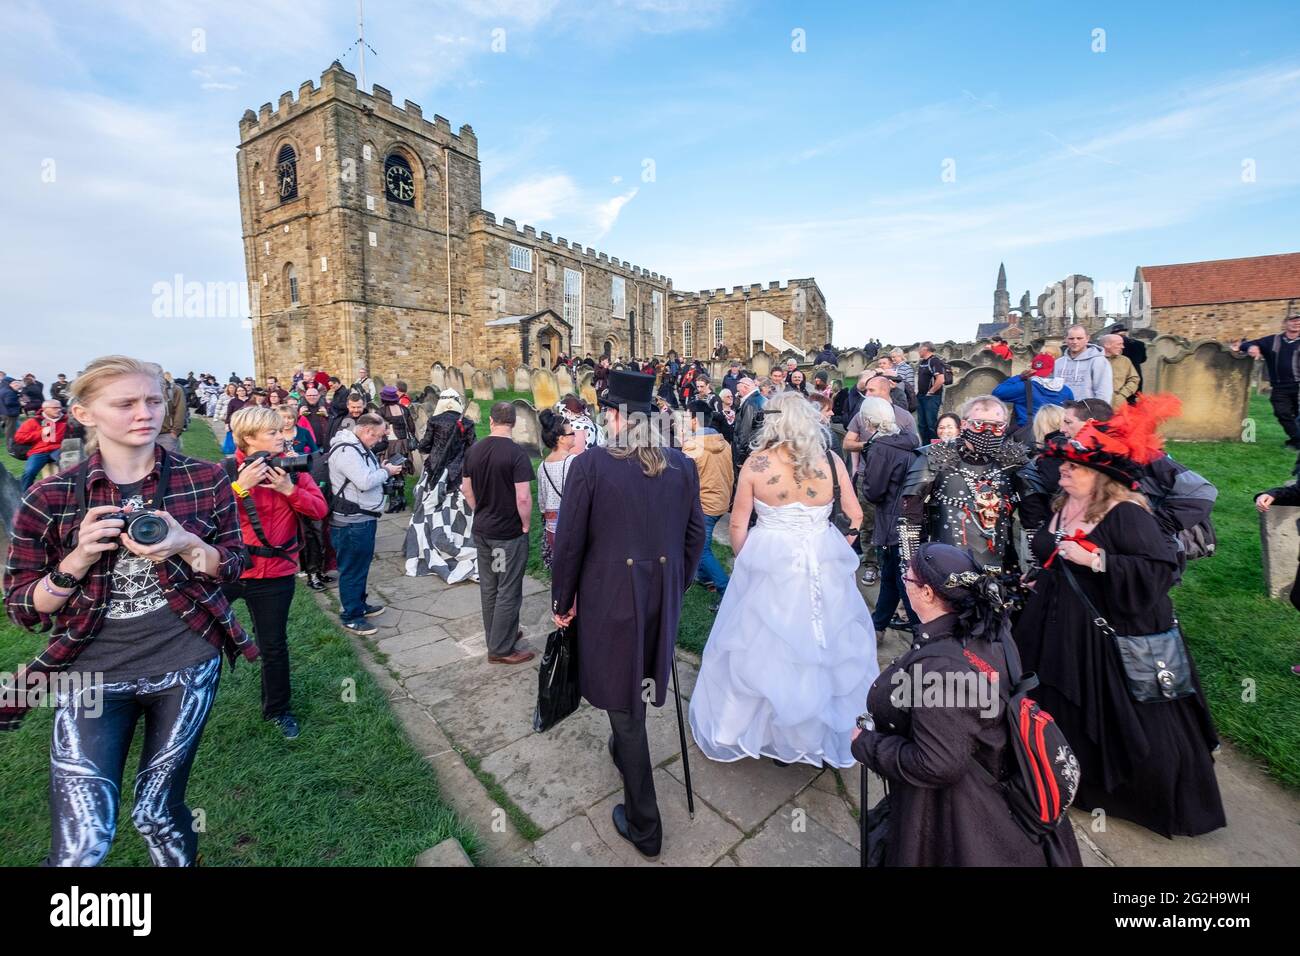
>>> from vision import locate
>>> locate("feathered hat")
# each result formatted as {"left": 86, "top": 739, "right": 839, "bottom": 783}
{"left": 1039, "top": 393, "right": 1181, "bottom": 488}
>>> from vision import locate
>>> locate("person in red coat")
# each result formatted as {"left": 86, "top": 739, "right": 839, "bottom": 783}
{"left": 550, "top": 369, "right": 706, "bottom": 859}
{"left": 17, "top": 399, "right": 69, "bottom": 490}
{"left": 223, "top": 405, "right": 328, "bottom": 739}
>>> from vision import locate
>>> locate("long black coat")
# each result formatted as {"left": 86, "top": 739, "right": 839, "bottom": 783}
{"left": 852, "top": 614, "right": 1082, "bottom": 867}
{"left": 550, "top": 447, "right": 706, "bottom": 712}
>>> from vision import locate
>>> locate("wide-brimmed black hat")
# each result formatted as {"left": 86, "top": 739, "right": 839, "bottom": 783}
{"left": 599, "top": 369, "right": 654, "bottom": 414}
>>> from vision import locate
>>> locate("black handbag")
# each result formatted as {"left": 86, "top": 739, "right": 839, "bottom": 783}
{"left": 532, "top": 626, "right": 581, "bottom": 732}
{"left": 1060, "top": 564, "right": 1194, "bottom": 703}
{"left": 826, "top": 450, "right": 855, "bottom": 536}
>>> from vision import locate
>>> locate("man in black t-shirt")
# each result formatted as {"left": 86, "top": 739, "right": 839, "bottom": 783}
{"left": 915, "top": 342, "right": 946, "bottom": 444}
{"left": 462, "top": 402, "right": 536, "bottom": 664}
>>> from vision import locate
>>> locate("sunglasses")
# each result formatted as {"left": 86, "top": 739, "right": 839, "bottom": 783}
{"left": 964, "top": 419, "right": 1007, "bottom": 435}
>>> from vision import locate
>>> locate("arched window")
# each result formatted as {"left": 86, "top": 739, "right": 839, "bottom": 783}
{"left": 276, "top": 145, "right": 298, "bottom": 202}
{"left": 714, "top": 317, "right": 724, "bottom": 348}
{"left": 384, "top": 153, "right": 415, "bottom": 206}
{"left": 683, "top": 321, "right": 693, "bottom": 357}
{"left": 284, "top": 263, "right": 299, "bottom": 306}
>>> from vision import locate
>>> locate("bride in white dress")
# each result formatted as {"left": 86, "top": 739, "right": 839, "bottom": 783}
{"left": 689, "top": 391, "right": 880, "bottom": 769}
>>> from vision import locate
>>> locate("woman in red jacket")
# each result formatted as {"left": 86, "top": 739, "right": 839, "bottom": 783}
{"left": 16, "top": 398, "right": 69, "bottom": 490}
{"left": 223, "top": 406, "right": 328, "bottom": 739}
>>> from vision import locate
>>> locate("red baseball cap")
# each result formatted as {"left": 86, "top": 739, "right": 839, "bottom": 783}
{"left": 1030, "top": 352, "right": 1055, "bottom": 377}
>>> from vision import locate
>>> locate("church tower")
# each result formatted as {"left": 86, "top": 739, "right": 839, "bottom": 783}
{"left": 236, "top": 61, "right": 482, "bottom": 382}
{"left": 993, "top": 262, "right": 1010, "bottom": 323}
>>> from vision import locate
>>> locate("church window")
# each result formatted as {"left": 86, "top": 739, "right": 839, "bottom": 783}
{"left": 611, "top": 276, "right": 626, "bottom": 318}
{"left": 683, "top": 321, "right": 693, "bottom": 356}
{"left": 384, "top": 153, "right": 416, "bottom": 206}
{"left": 285, "top": 264, "right": 299, "bottom": 306}
{"left": 714, "top": 317, "right": 724, "bottom": 348}
{"left": 564, "top": 268, "right": 583, "bottom": 343}
{"left": 509, "top": 243, "right": 532, "bottom": 273}
{"left": 276, "top": 145, "right": 298, "bottom": 202}
{"left": 652, "top": 290, "right": 664, "bottom": 354}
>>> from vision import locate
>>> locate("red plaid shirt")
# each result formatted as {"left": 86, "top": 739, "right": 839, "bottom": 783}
{"left": 2, "top": 446, "right": 256, "bottom": 729}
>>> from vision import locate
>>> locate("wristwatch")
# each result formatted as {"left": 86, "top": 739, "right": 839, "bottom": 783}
{"left": 48, "top": 568, "right": 82, "bottom": 590}
{"left": 855, "top": 713, "right": 874, "bottom": 732}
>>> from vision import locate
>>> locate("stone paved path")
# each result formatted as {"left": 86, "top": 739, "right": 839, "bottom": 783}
{"left": 321, "top": 511, "right": 1300, "bottom": 867}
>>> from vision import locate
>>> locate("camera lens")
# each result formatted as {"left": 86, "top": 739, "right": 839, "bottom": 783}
{"left": 126, "top": 512, "right": 169, "bottom": 546}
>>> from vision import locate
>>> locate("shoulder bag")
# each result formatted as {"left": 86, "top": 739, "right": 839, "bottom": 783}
{"left": 1060, "top": 563, "right": 1194, "bottom": 703}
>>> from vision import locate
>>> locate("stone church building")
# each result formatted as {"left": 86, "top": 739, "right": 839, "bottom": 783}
{"left": 237, "top": 62, "right": 832, "bottom": 382}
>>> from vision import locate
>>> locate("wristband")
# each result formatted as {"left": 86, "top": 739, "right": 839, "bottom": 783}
{"left": 231, "top": 481, "right": 249, "bottom": 498}
{"left": 42, "top": 575, "right": 74, "bottom": 599}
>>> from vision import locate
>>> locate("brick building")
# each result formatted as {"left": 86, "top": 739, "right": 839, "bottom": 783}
{"left": 237, "top": 62, "right": 831, "bottom": 382}
{"left": 1136, "top": 252, "right": 1300, "bottom": 343}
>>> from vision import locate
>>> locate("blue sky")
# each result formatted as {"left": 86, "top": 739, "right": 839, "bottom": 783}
{"left": 3, "top": 0, "right": 1298, "bottom": 379}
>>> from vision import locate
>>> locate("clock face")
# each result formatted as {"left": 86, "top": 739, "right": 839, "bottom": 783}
{"left": 277, "top": 162, "right": 296, "bottom": 198}
{"left": 385, "top": 163, "right": 414, "bottom": 202}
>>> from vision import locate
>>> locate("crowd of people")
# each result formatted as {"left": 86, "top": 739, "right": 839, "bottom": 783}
{"left": 4, "top": 314, "right": 1299, "bottom": 866}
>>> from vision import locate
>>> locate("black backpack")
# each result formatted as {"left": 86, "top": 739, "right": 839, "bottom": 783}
{"left": 918, "top": 631, "right": 1079, "bottom": 837}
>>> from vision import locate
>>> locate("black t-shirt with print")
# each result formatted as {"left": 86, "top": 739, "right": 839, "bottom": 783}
{"left": 71, "top": 480, "right": 218, "bottom": 682}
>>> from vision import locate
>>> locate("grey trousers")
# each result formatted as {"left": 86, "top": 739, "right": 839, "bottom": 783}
{"left": 473, "top": 532, "right": 529, "bottom": 656}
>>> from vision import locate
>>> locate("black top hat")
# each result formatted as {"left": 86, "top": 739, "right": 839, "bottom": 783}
{"left": 599, "top": 369, "right": 654, "bottom": 415}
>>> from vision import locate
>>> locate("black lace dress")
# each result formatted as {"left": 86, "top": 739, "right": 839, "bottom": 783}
{"left": 1013, "top": 501, "right": 1226, "bottom": 838}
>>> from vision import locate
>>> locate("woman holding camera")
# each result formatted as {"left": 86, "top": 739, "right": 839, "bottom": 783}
{"left": 222, "top": 406, "right": 328, "bottom": 739}
{"left": 2, "top": 355, "right": 257, "bottom": 866}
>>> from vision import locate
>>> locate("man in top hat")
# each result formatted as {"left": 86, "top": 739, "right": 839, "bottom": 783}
{"left": 550, "top": 369, "right": 706, "bottom": 859}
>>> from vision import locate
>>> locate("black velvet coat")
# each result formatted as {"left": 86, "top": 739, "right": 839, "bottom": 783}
{"left": 550, "top": 447, "right": 706, "bottom": 712}
{"left": 852, "top": 613, "right": 1082, "bottom": 867}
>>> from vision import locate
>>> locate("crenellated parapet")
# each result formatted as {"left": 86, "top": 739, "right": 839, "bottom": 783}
{"left": 239, "top": 61, "right": 478, "bottom": 157}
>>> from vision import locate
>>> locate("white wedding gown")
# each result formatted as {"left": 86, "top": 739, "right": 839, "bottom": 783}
{"left": 689, "top": 500, "right": 880, "bottom": 769}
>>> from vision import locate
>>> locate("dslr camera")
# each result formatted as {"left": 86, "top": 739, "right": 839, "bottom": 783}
{"left": 247, "top": 449, "right": 312, "bottom": 473}
{"left": 105, "top": 509, "right": 170, "bottom": 546}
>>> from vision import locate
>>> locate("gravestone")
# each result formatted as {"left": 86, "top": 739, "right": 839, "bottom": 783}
{"left": 464, "top": 400, "right": 482, "bottom": 425}
{"left": 555, "top": 365, "right": 574, "bottom": 397}
{"left": 968, "top": 348, "right": 1011, "bottom": 377}
{"left": 511, "top": 400, "right": 542, "bottom": 456}
{"left": 1008, "top": 346, "right": 1034, "bottom": 377}
{"left": 946, "top": 359, "right": 974, "bottom": 385}
{"left": 420, "top": 384, "right": 437, "bottom": 403}
{"left": 409, "top": 401, "right": 434, "bottom": 474}
{"left": 838, "top": 349, "right": 866, "bottom": 380}
{"left": 751, "top": 352, "right": 772, "bottom": 377}
{"left": 514, "top": 365, "right": 532, "bottom": 392}
{"left": 1260, "top": 502, "right": 1300, "bottom": 600}
{"left": 577, "top": 369, "right": 598, "bottom": 409}
{"left": 942, "top": 367, "right": 1008, "bottom": 414}
{"left": 1156, "top": 341, "right": 1253, "bottom": 441}
{"left": 471, "top": 370, "right": 493, "bottom": 401}
{"left": 1146, "top": 334, "right": 1189, "bottom": 394}
{"left": 430, "top": 363, "right": 446, "bottom": 390}
{"left": 445, "top": 366, "right": 466, "bottom": 399}
{"left": 460, "top": 363, "right": 477, "bottom": 395}
{"left": 492, "top": 366, "right": 509, "bottom": 393}
{"left": 531, "top": 368, "right": 560, "bottom": 411}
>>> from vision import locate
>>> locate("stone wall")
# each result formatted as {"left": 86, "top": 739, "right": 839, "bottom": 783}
{"left": 668, "top": 280, "right": 832, "bottom": 361}
{"left": 1153, "top": 300, "right": 1299, "bottom": 345}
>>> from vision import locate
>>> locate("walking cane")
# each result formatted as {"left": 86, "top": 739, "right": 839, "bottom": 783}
{"left": 859, "top": 764, "right": 868, "bottom": 867}
{"left": 670, "top": 653, "right": 695, "bottom": 820}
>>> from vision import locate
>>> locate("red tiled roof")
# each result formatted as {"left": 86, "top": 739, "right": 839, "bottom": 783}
{"left": 1141, "top": 253, "right": 1300, "bottom": 308}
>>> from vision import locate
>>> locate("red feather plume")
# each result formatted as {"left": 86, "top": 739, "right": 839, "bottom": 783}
{"left": 1106, "top": 392, "right": 1182, "bottom": 465}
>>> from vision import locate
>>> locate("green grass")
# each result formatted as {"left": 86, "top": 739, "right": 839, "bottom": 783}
{"left": 0, "top": 421, "right": 481, "bottom": 865}
{"left": 1168, "top": 394, "right": 1300, "bottom": 788}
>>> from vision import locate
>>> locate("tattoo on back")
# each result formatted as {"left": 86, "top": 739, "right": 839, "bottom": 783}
{"left": 806, "top": 487, "right": 817, "bottom": 498}
{"left": 766, "top": 475, "right": 781, "bottom": 485}
{"left": 778, "top": 491, "right": 789, "bottom": 500}
{"left": 750, "top": 455, "right": 771, "bottom": 473}
{"left": 813, "top": 468, "right": 828, "bottom": 480}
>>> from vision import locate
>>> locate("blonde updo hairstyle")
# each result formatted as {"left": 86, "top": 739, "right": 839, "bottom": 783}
{"left": 750, "top": 389, "right": 829, "bottom": 483}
